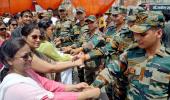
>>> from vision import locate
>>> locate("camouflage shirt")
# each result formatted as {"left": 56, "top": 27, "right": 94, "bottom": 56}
{"left": 93, "top": 46, "right": 170, "bottom": 100}
{"left": 54, "top": 19, "right": 75, "bottom": 46}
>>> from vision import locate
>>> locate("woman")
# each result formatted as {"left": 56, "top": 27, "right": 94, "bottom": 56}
{"left": 37, "top": 20, "right": 71, "bottom": 61}
{"left": 8, "top": 18, "right": 18, "bottom": 33}
{"left": 37, "top": 20, "right": 74, "bottom": 84}
{"left": 0, "top": 20, "right": 10, "bottom": 69}
{"left": 21, "top": 23, "right": 83, "bottom": 81}
{"left": 0, "top": 20, "right": 10, "bottom": 45}
{"left": 0, "top": 38, "right": 100, "bottom": 100}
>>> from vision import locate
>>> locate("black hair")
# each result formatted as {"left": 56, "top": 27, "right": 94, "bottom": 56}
{"left": 38, "top": 19, "right": 53, "bottom": 40}
{"left": 0, "top": 20, "right": 5, "bottom": 26}
{"left": 13, "top": 13, "right": 21, "bottom": 20}
{"left": 0, "top": 38, "right": 27, "bottom": 82}
{"left": 162, "top": 10, "right": 170, "bottom": 22}
{"left": 8, "top": 18, "right": 17, "bottom": 25}
{"left": 21, "top": 10, "right": 33, "bottom": 17}
{"left": 38, "top": 19, "right": 52, "bottom": 30}
{"left": 21, "top": 23, "right": 39, "bottom": 37}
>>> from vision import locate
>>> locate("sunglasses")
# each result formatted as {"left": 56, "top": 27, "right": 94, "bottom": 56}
{"left": 11, "top": 24, "right": 18, "bottom": 26}
{"left": 0, "top": 28, "right": 6, "bottom": 32}
{"left": 15, "top": 52, "right": 33, "bottom": 61}
{"left": 76, "top": 12, "right": 83, "bottom": 15}
{"left": 31, "top": 35, "right": 44, "bottom": 40}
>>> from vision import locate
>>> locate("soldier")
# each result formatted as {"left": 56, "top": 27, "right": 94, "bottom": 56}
{"left": 53, "top": 5, "right": 74, "bottom": 47}
{"left": 104, "top": 7, "right": 116, "bottom": 37}
{"left": 91, "top": 11, "right": 170, "bottom": 100}
{"left": 71, "top": 15, "right": 106, "bottom": 84}
{"left": 73, "top": 7, "right": 89, "bottom": 47}
{"left": 61, "top": 7, "right": 89, "bottom": 53}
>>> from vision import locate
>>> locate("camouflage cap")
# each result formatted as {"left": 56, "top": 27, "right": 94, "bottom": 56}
{"left": 126, "top": 15, "right": 136, "bottom": 22}
{"left": 76, "top": 7, "right": 85, "bottom": 13}
{"left": 112, "top": 6, "right": 127, "bottom": 15}
{"left": 85, "top": 15, "right": 96, "bottom": 22}
{"left": 105, "top": 7, "right": 113, "bottom": 15}
{"left": 128, "top": 7, "right": 145, "bottom": 15}
{"left": 129, "top": 11, "right": 165, "bottom": 33}
{"left": 58, "top": 5, "right": 66, "bottom": 11}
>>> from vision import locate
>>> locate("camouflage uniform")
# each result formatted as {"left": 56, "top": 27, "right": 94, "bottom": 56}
{"left": 54, "top": 6, "right": 75, "bottom": 47}
{"left": 83, "top": 29, "right": 106, "bottom": 84}
{"left": 92, "top": 11, "right": 170, "bottom": 100}
{"left": 73, "top": 22, "right": 89, "bottom": 47}
{"left": 72, "top": 8, "right": 89, "bottom": 48}
{"left": 81, "top": 15, "right": 106, "bottom": 84}
{"left": 71, "top": 7, "right": 89, "bottom": 83}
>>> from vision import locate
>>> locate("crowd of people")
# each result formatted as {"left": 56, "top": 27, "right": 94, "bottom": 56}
{"left": 0, "top": 3, "right": 170, "bottom": 100}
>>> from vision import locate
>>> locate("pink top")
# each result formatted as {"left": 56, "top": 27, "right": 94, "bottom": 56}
{"left": 3, "top": 69, "right": 79, "bottom": 100}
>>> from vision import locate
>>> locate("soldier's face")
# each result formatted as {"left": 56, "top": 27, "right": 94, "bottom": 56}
{"left": 114, "top": 14, "right": 125, "bottom": 26}
{"left": 87, "top": 21, "right": 97, "bottom": 31}
{"left": 76, "top": 12, "right": 85, "bottom": 21}
{"left": 59, "top": 10, "right": 67, "bottom": 18}
{"left": 133, "top": 28, "right": 162, "bottom": 49}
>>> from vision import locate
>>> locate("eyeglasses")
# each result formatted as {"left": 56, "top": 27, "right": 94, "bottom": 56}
{"left": 0, "top": 28, "right": 6, "bottom": 32}
{"left": 15, "top": 52, "right": 33, "bottom": 61}
{"left": 31, "top": 35, "right": 44, "bottom": 40}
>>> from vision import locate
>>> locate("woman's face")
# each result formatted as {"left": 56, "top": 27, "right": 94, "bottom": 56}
{"left": 9, "top": 21, "right": 18, "bottom": 32}
{"left": 46, "top": 24, "right": 54, "bottom": 38}
{"left": 24, "top": 29, "right": 42, "bottom": 49}
{"left": 0, "top": 24, "right": 7, "bottom": 36}
{"left": 11, "top": 44, "right": 32, "bottom": 73}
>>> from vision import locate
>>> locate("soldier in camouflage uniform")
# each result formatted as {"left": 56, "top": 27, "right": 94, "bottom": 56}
{"left": 91, "top": 11, "right": 170, "bottom": 100}
{"left": 71, "top": 15, "right": 106, "bottom": 84}
{"left": 104, "top": 7, "right": 116, "bottom": 38}
{"left": 62, "top": 7, "right": 89, "bottom": 53}
{"left": 53, "top": 5, "right": 75, "bottom": 47}
{"left": 73, "top": 7, "right": 89, "bottom": 48}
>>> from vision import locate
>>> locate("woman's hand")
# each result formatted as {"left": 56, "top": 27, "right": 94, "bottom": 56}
{"left": 74, "top": 82, "right": 90, "bottom": 91}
